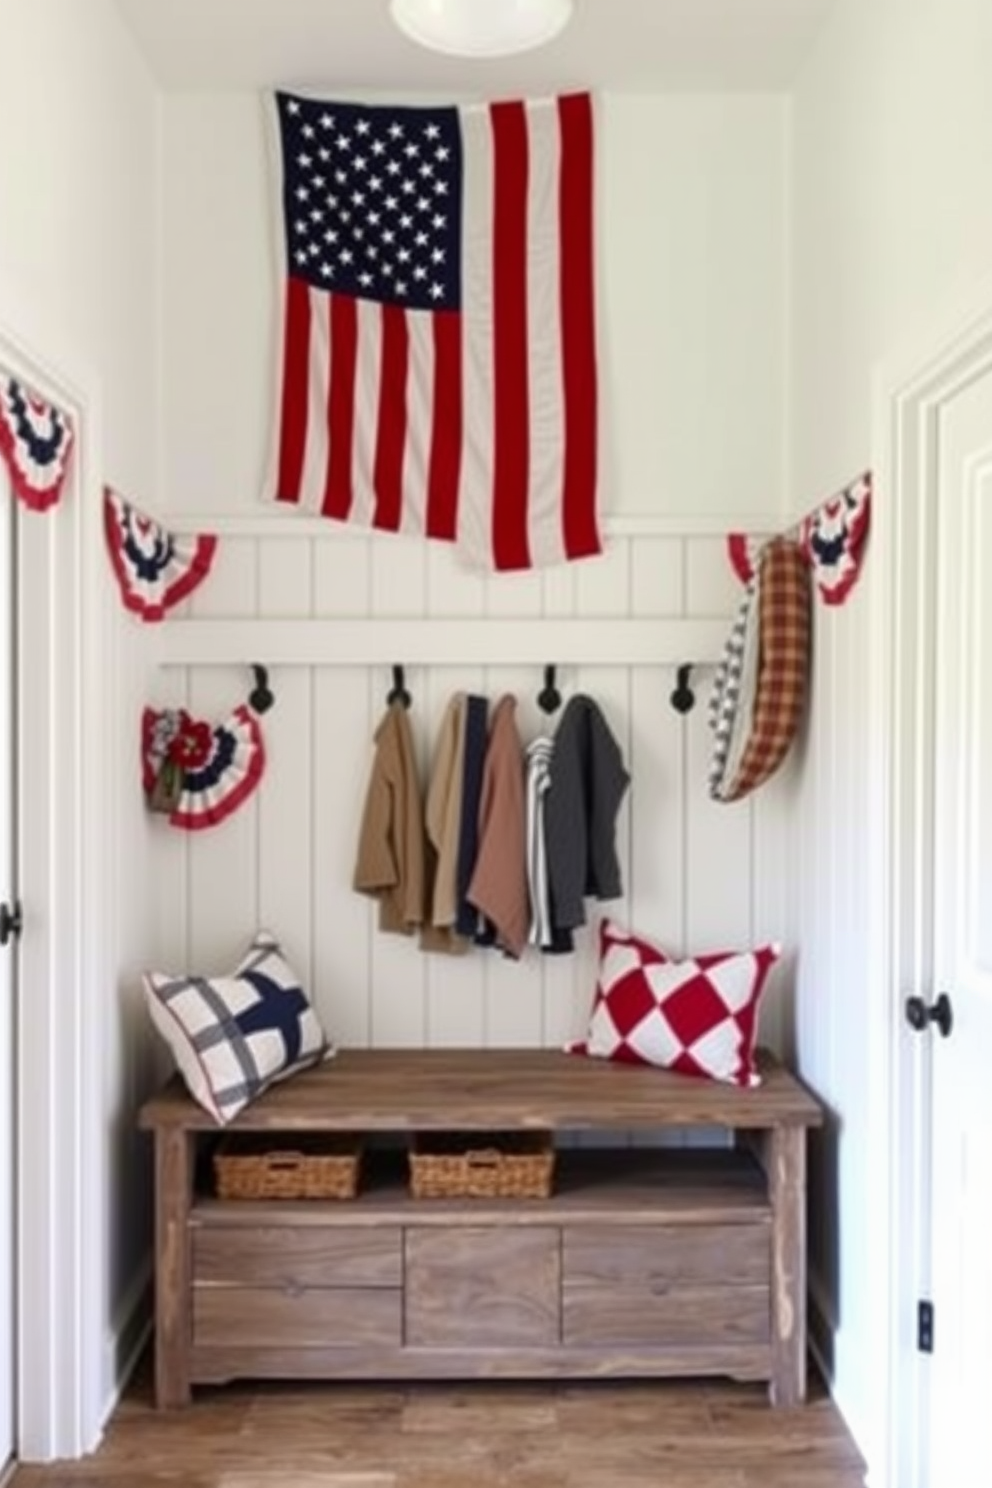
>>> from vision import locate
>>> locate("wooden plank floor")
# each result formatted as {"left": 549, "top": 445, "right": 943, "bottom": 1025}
{"left": 11, "top": 1362, "right": 866, "bottom": 1488}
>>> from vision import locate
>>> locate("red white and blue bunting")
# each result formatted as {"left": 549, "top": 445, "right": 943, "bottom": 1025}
{"left": 800, "top": 471, "right": 872, "bottom": 605}
{"left": 142, "top": 703, "right": 266, "bottom": 831}
{"left": 0, "top": 376, "right": 74, "bottom": 512}
{"left": 726, "top": 471, "right": 872, "bottom": 606}
{"left": 104, "top": 487, "right": 217, "bottom": 622}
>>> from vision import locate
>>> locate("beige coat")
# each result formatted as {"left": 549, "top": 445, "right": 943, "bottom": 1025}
{"left": 352, "top": 702, "right": 424, "bottom": 935}
{"left": 421, "top": 693, "right": 470, "bottom": 956}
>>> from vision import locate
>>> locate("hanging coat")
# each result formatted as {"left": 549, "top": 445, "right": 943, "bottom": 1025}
{"left": 454, "top": 695, "right": 488, "bottom": 939}
{"left": 466, "top": 694, "right": 529, "bottom": 958}
{"left": 544, "top": 695, "right": 630, "bottom": 939}
{"left": 525, "top": 735, "right": 554, "bottom": 948}
{"left": 421, "top": 693, "right": 470, "bottom": 956}
{"left": 352, "top": 701, "right": 425, "bottom": 935}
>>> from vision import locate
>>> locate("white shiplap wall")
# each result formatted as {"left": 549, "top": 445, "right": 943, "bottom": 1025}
{"left": 143, "top": 518, "right": 794, "bottom": 1059}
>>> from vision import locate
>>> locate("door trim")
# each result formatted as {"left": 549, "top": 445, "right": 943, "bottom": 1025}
{"left": 0, "top": 270, "right": 113, "bottom": 1460}
{"left": 869, "top": 274, "right": 992, "bottom": 1488}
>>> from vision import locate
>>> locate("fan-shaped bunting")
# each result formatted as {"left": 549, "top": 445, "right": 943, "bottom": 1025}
{"left": 725, "top": 472, "right": 871, "bottom": 606}
{"left": 726, "top": 531, "right": 767, "bottom": 586}
{"left": 800, "top": 472, "right": 871, "bottom": 605}
{"left": 104, "top": 488, "right": 217, "bottom": 621}
{"left": 142, "top": 704, "right": 266, "bottom": 831}
{"left": 0, "top": 376, "right": 74, "bottom": 512}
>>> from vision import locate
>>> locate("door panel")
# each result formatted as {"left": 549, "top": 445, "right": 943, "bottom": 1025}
{"left": 928, "top": 371, "right": 992, "bottom": 1487}
{"left": 0, "top": 465, "right": 15, "bottom": 1469}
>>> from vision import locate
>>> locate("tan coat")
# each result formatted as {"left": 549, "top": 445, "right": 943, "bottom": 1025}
{"left": 421, "top": 693, "right": 470, "bottom": 956}
{"left": 352, "top": 702, "right": 424, "bottom": 935}
{"left": 466, "top": 694, "right": 529, "bottom": 958}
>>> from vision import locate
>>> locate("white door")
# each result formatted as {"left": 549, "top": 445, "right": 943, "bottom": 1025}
{"left": 0, "top": 464, "right": 15, "bottom": 1472}
{"left": 926, "top": 367, "right": 992, "bottom": 1488}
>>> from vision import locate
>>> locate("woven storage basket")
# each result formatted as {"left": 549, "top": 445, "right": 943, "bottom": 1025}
{"left": 214, "top": 1132, "right": 361, "bottom": 1200}
{"left": 409, "top": 1131, "right": 554, "bottom": 1200}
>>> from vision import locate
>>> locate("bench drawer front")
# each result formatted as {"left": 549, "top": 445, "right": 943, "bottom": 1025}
{"left": 563, "top": 1224, "right": 769, "bottom": 1290}
{"left": 193, "top": 1226, "right": 402, "bottom": 1288}
{"left": 563, "top": 1224, "right": 770, "bottom": 1349}
{"left": 193, "top": 1285, "right": 402, "bottom": 1348}
{"left": 563, "top": 1283, "right": 770, "bottom": 1348}
{"left": 405, "top": 1227, "right": 560, "bottom": 1348}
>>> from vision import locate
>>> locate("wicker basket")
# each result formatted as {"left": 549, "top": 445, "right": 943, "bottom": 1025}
{"left": 408, "top": 1131, "right": 554, "bottom": 1200}
{"left": 214, "top": 1132, "right": 362, "bottom": 1200}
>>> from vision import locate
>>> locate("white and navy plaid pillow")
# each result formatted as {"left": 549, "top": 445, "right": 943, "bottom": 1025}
{"left": 142, "top": 931, "right": 332, "bottom": 1124}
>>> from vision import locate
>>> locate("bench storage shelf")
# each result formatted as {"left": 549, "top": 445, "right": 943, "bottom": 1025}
{"left": 139, "top": 1047, "right": 822, "bottom": 1410}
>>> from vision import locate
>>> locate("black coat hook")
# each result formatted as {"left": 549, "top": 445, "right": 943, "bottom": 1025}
{"left": 670, "top": 664, "right": 696, "bottom": 714}
{"left": 537, "top": 664, "right": 562, "bottom": 715}
{"left": 248, "top": 663, "right": 275, "bottom": 715}
{"left": 387, "top": 665, "right": 412, "bottom": 709}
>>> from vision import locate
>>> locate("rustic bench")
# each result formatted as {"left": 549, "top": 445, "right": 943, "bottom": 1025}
{"left": 139, "top": 1046, "right": 822, "bottom": 1409}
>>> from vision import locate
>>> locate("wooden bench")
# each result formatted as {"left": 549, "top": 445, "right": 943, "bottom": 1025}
{"left": 139, "top": 1047, "right": 822, "bottom": 1409}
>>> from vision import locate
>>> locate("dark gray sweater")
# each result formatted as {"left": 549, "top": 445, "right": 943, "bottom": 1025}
{"left": 544, "top": 695, "right": 630, "bottom": 937}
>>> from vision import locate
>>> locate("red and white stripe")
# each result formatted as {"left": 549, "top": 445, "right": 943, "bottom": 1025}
{"left": 268, "top": 93, "right": 600, "bottom": 572}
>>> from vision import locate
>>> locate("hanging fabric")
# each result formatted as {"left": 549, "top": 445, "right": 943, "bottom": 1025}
{"left": 725, "top": 471, "right": 871, "bottom": 606}
{"left": 0, "top": 375, "right": 74, "bottom": 512}
{"left": 142, "top": 703, "right": 266, "bottom": 831}
{"left": 708, "top": 537, "right": 811, "bottom": 803}
{"left": 454, "top": 695, "right": 489, "bottom": 940}
{"left": 104, "top": 487, "right": 217, "bottom": 621}
{"left": 421, "top": 693, "right": 471, "bottom": 956}
{"left": 353, "top": 700, "right": 425, "bottom": 935}
{"left": 727, "top": 532, "right": 767, "bottom": 588}
{"left": 707, "top": 573, "right": 761, "bottom": 800}
{"left": 525, "top": 735, "right": 554, "bottom": 948}
{"left": 543, "top": 694, "right": 630, "bottom": 952}
{"left": 466, "top": 695, "right": 530, "bottom": 958}
{"left": 800, "top": 471, "right": 871, "bottom": 604}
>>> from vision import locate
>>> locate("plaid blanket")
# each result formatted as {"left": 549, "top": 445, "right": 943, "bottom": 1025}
{"left": 716, "top": 537, "right": 811, "bottom": 802}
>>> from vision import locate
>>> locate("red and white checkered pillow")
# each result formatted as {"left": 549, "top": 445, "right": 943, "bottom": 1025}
{"left": 566, "top": 920, "right": 781, "bottom": 1088}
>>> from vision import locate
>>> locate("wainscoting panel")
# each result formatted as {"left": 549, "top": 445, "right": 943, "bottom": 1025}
{"left": 147, "top": 522, "right": 795, "bottom": 1065}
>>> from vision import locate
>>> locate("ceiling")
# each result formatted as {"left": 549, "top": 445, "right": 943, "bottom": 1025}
{"left": 113, "top": 0, "right": 835, "bottom": 93}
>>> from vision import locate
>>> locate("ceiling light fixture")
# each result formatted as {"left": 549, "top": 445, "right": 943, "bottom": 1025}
{"left": 389, "top": 0, "right": 574, "bottom": 58}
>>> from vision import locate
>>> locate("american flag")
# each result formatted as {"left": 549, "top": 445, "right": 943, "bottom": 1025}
{"left": 268, "top": 90, "right": 601, "bottom": 572}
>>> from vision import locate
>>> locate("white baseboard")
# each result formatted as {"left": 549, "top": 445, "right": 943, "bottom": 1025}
{"left": 807, "top": 1267, "right": 836, "bottom": 1386}
{"left": 807, "top": 1271, "right": 878, "bottom": 1488}
{"left": 101, "top": 1254, "right": 154, "bottom": 1432}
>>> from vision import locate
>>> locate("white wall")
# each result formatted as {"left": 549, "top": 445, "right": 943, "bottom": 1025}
{"left": 0, "top": 0, "right": 162, "bottom": 1434}
{"left": 0, "top": 35, "right": 799, "bottom": 1442}
{"left": 160, "top": 91, "right": 788, "bottom": 521}
{"left": 788, "top": 0, "right": 992, "bottom": 1472}
{"left": 149, "top": 87, "right": 796, "bottom": 1059}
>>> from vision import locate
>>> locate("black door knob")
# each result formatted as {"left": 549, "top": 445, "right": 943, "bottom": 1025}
{"left": 905, "top": 992, "right": 953, "bottom": 1039}
{"left": 0, "top": 900, "right": 21, "bottom": 947}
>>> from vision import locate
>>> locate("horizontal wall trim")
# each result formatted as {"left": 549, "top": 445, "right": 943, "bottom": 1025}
{"left": 152, "top": 618, "right": 729, "bottom": 667}
{"left": 162, "top": 512, "right": 779, "bottom": 540}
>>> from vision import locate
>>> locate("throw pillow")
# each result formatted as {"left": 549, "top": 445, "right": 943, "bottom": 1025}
{"left": 143, "top": 931, "right": 332, "bottom": 1124}
{"left": 566, "top": 919, "right": 780, "bottom": 1088}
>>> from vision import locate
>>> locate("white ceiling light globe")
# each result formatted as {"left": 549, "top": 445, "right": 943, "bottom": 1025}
{"left": 390, "top": 0, "right": 574, "bottom": 58}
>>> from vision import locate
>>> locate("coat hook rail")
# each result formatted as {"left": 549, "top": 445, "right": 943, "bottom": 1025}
{"left": 153, "top": 617, "right": 731, "bottom": 669}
